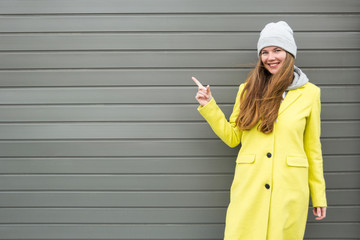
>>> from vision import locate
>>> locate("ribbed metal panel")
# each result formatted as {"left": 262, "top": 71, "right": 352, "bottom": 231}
{"left": 0, "top": 0, "right": 358, "bottom": 239}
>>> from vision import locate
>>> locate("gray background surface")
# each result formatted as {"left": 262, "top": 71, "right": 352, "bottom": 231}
{"left": 0, "top": 0, "right": 359, "bottom": 239}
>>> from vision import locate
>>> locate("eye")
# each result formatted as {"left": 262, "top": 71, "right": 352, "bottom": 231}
{"left": 275, "top": 49, "right": 282, "bottom": 53}
{"left": 261, "top": 51, "right": 268, "bottom": 55}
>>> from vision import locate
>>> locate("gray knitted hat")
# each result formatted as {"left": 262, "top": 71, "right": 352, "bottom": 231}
{"left": 257, "top": 21, "right": 297, "bottom": 58}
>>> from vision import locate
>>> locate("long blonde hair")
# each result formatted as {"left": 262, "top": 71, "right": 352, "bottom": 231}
{"left": 236, "top": 52, "right": 295, "bottom": 134}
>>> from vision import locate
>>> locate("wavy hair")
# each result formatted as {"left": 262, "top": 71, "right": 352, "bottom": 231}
{"left": 236, "top": 52, "right": 294, "bottom": 134}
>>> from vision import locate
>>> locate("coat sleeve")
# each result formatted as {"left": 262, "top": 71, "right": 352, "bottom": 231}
{"left": 197, "top": 84, "right": 244, "bottom": 148}
{"left": 304, "top": 87, "right": 327, "bottom": 207}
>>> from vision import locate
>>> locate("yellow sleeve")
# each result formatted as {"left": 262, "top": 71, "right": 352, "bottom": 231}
{"left": 197, "top": 84, "right": 244, "bottom": 148}
{"left": 304, "top": 87, "right": 327, "bottom": 207}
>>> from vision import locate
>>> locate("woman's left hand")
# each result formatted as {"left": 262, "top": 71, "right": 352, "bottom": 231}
{"left": 313, "top": 207, "right": 327, "bottom": 220}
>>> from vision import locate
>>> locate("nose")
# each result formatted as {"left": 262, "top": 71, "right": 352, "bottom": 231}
{"left": 268, "top": 52, "right": 276, "bottom": 60}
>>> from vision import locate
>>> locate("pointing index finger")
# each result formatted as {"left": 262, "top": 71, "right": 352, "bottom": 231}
{"left": 192, "top": 76, "right": 205, "bottom": 89}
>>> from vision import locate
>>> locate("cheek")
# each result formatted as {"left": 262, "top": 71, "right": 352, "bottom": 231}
{"left": 280, "top": 53, "right": 287, "bottom": 61}
{"left": 261, "top": 56, "right": 267, "bottom": 65}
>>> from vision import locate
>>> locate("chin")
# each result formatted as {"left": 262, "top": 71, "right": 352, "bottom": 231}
{"left": 266, "top": 68, "right": 279, "bottom": 75}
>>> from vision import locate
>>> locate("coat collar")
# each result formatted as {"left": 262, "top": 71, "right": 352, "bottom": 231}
{"left": 278, "top": 87, "right": 303, "bottom": 115}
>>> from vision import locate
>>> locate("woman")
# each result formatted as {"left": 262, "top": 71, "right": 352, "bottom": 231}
{"left": 192, "top": 21, "right": 327, "bottom": 240}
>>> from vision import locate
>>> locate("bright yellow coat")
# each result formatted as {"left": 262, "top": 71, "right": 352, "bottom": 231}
{"left": 198, "top": 82, "right": 327, "bottom": 240}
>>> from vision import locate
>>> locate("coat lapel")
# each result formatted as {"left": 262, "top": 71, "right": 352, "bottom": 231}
{"left": 278, "top": 89, "right": 303, "bottom": 115}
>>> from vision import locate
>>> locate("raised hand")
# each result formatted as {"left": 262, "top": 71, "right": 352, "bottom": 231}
{"left": 192, "top": 77, "right": 212, "bottom": 106}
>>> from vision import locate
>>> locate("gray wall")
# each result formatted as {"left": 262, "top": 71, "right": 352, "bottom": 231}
{"left": 0, "top": 0, "right": 359, "bottom": 239}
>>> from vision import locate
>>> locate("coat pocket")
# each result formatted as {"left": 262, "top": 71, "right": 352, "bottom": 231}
{"left": 287, "top": 156, "right": 309, "bottom": 168}
{"left": 236, "top": 154, "right": 255, "bottom": 164}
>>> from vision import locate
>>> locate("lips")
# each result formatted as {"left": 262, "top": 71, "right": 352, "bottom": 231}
{"left": 268, "top": 62, "right": 280, "bottom": 68}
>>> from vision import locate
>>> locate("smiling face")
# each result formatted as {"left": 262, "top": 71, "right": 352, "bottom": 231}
{"left": 260, "top": 46, "right": 287, "bottom": 75}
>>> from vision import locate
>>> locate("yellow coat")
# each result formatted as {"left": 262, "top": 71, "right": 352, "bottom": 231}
{"left": 198, "top": 82, "right": 327, "bottom": 240}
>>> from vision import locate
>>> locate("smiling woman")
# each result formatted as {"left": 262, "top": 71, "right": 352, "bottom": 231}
{"left": 260, "top": 47, "right": 287, "bottom": 75}
{"left": 193, "top": 21, "right": 327, "bottom": 240}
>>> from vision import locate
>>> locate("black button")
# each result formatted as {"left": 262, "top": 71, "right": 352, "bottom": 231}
{"left": 267, "top": 153, "right": 272, "bottom": 158}
{"left": 265, "top": 184, "right": 270, "bottom": 189}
